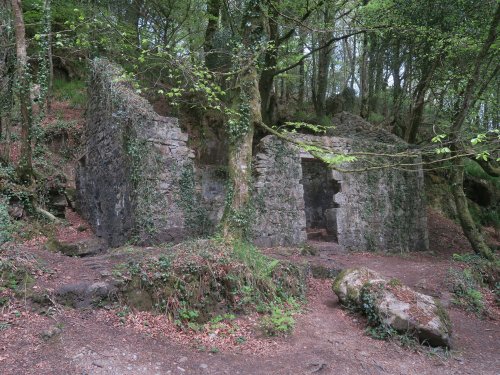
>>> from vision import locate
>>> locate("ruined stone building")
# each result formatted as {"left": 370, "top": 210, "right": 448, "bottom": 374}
{"left": 77, "top": 59, "right": 428, "bottom": 252}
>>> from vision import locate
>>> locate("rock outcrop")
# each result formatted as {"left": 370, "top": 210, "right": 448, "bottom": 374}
{"left": 333, "top": 267, "right": 452, "bottom": 347}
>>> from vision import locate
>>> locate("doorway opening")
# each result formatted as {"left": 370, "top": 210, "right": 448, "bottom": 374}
{"left": 301, "top": 159, "right": 340, "bottom": 242}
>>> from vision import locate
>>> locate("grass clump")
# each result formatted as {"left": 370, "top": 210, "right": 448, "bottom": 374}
{"left": 117, "top": 239, "right": 306, "bottom": 331}
{"left": 447, "top": 268, "right": 485, "bottom": 316}
{"left": 0, "top": 248, "right": 42, "bottom": 294}
{"left": 53, "top": 78, "right": 86, "bottom": 108}
{"left": 260, "top": 302, "right": 297, "bottom": 336}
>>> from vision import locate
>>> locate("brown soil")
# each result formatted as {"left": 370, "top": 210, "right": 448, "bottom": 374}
{"left": 1, "top": 209, "right": 499, "bottom": 375}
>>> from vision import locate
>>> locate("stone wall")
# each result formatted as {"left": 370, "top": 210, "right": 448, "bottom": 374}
{"left": 251, "top": 137, "right": 307, "bottom": 247}
{"left": 332, "top": 139, "right": 429, "bottom": 252}
{"left": 76, "top": 59, "right": 194, "bottom": 246}
{"left": 77, "top": 62, "right": 427, "bottom": 252}
{"left": 252, "top": 134, "right": 428, "bottom": 252}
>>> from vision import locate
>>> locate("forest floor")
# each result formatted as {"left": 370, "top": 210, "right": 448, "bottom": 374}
{"left": 0, "top": 209, "right": 499, "bottom": 375}
{"left": 1, "top": 101, "right": 499, "bottom": 374}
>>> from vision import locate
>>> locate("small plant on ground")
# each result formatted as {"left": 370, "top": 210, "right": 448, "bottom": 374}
{"left": 452, "top": 253, "right": 499, "bottom": 287}
{"left": 0, "top": 200, "right": 13, "bottom": 245}
{"left": 359, "top": 284, "right": 395, "bottom": 340}
{"left": 260, "top": 304, "right": 295, "bottom": 336}
{"left": 447, "top": 268, "right": 485, "bottom": 316}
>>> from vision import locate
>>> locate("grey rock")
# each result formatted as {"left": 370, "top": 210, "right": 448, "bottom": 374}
{"left": 332, "top": 267, "right": 452, "bottom": 347}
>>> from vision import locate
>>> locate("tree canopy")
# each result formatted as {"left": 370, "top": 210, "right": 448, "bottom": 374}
{"left": 0, "top": 0, "right": 498, "bottom": 256}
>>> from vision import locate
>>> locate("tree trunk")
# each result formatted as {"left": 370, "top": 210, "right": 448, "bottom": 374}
{"left": 404, "top": 56, "right": 439, "bottom": 143}
{"left": 313, "top": 9, "right": 333, "bottom": 118}
{"left": 44, "top": 0, "right": 53, "bottom": 112}
{"left": 203, "top": 0, "right": 220, "bottom": 71}
{"left": 359, "top": 31, "right": 369, "bottom": 119}
{"left": 297, "top": 31, "right": 306, "bottom": 107}
{"left": 259, "top": 12, "right": 278, "bottom": 125}
{"left": 12, "top": 0, "right": 33, "bottom": 182}
{"left": 391, "top": 39, "right": 403, "bottom": 133}
{"left": 451, "top": 159, "right": 494, "bottom": 260}
{"left": 0, "top": 0, "right": 13, "bottom": 163}
{"left": 449, "top": 3, "right": 500, "bottom": 259}
{"left": 0, "top": 117, "right": 11, "bottom": 164}
{"left": 221, "top": 1, "right": 263, "bottom": 240}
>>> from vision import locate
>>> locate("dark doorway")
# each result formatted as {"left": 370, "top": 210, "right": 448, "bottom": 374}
{"left": 301, "top": 159, "right": 340, "bottom": 241}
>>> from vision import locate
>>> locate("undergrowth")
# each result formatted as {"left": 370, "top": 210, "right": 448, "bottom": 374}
{"left": 115, "top": 239, "right": 306, "bottom": 335}
{"left": 464, "top": 159, "right": 500, "bottom": 190}
{"left": 53, "top": 78, "right": 86, "bottom": 108}
{"left": 0, "top": 248, "right": 43, "bottom": 294}
{"left": 447, "top": 266, "right": 485, "bottom": 316}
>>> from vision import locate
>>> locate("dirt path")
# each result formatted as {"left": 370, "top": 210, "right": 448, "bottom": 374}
{"left": 1, "top": 211, "right": 499, "bottom": 375}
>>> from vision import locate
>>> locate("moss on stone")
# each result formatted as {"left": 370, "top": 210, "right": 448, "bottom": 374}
{"left": 434, "top": 300, "right": 452, "bottom": 335}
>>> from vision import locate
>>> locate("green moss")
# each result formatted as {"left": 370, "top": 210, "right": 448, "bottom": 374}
{"left": 388, "top": 278, "right": 402, "bottom": 287}
{"left": 45, "top": 237, "right": 78, "bottom": 256}
{"left": 116, "top": 239, "right": 306, "bottom": 324}
{"left": 434, "top": 300, "right": 452, "bottom": 335}
{"left": 332, "top": 268, "right": 349, "bottom": 295}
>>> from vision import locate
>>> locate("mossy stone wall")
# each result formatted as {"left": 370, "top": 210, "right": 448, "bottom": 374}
{"left": 76, "top": 59, "right": 194, "bottom": 246}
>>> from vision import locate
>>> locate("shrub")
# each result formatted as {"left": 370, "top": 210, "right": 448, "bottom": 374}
{"left": 0, "top": 200, "right": 13, "bottom": 245}
{"left": 260, "top": 304, "right": 296, "bottom": 336}
{"left": 447, "top": 268, "right": 485, "bottom": 315}
{"left": 117, "top": 239, "right": 306, "bottom": 326}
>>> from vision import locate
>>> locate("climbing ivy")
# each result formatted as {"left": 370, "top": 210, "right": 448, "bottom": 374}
{"left": 226, "top": 100, "right": 251, "bottom": 145}
{"left": 177, "top": 165, "right": 210, "bottom": 236}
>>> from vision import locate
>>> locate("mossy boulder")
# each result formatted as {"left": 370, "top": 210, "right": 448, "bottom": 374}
{"left": 332, "top": 267, "right": 385, "bottom": 305}
{"left": 46, "top": 237, "right": 107, "bottom": 257}
{"left": 332, "top": 267, "right": 452, "bottom": 347}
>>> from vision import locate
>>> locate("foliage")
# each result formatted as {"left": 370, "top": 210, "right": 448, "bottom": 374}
{"left": 452, "top": 253, "right": 499, "bottom": 287}
{"left": 464, "top": 159, "right": 500, "bottom": 191}
{"left": 447, "top": 268, "right": 485, "bottom": 316}
{"left": 115, "top": 239, "right": 306, "bottom": 327}
{"left": 260, "top": 302, "right": 297, "bottom": 336}
{"left": 52, "top": 78, "right": 86, "bottom": 108}
{"left": 0, "top": 200, "right": 14, "bottom": 245}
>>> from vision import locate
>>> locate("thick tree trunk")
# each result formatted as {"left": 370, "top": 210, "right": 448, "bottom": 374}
{"left": 222, "top": 68, "right": 258, "bottom": 239}
{"left": 451, "top": 159, "right": 494, "bottom": 260}
{"left": 449, "top": 3, "right": 500, "bottom": 259}
{"left": 221, "top": 1, "right": 263, "bottom": 240}
{"left": 203, "top": 0, "right": 220, "bottom": 71}
{"left": 12, "top": 0, "right": 33, "bottom": 182}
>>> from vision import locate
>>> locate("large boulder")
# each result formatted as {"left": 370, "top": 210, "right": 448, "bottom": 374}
{"left": 46, "top": 237, "right": 108, "bottom": 257}
{"left": 333, "top": 267, "right": 452, "bottom": 347}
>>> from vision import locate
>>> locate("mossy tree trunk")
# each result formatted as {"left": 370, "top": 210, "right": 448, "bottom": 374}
{"left": 12, "top": 0, "right": 33, "bottom": 182}
{"left": 221, "top": 0, "right": 265, "bottom": 240}
{"left": 0, "top": 0, "right": 14, "bottom": 164}
{"left": 451, "top": 159, "right": 494, "bottom": 261}
{"left": 449, "top": 3, "right": 499, "bottom": 260}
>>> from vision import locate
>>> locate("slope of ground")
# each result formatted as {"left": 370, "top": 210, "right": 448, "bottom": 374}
{"left": 0, "top": 209, "right": 499, "bottom": 375}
